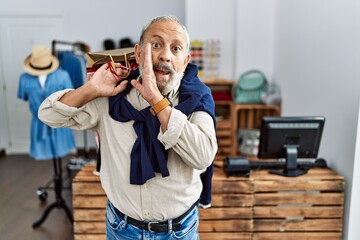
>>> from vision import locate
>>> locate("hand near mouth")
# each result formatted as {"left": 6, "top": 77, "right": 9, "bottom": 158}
{"left": 131, "top": 43, "right": 164, "bottom": 106}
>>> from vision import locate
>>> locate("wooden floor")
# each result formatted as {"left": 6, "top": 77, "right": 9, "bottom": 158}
{"left": 0, "top": 154, "right": 76, "bottom": 240}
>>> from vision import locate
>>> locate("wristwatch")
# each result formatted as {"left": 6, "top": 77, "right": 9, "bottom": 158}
{"left": 149, "top": 97, "right": 173, "bottom": 116}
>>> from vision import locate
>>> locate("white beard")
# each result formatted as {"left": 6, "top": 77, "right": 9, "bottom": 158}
{"left": 160, "top": 71, "right": 184, "bottom": 96}
{"left": 139, "top": 66, "right": 184, "bottom": 96}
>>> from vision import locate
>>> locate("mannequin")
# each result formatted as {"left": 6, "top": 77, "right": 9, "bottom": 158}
{"left": 18, "top": 45, "right": 76, "bottom": 160}
{"left": 38, "top": 74, "right": 47, "bottom": 89}
{"left": 18, "top": 45, "right": 75, "bottom": 227}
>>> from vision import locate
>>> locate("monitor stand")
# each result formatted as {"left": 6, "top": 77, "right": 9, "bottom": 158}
{"left": 270, "top": 145, "right": 307, "bottom": 177}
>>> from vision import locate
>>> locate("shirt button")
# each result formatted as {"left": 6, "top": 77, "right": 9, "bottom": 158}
{"left": 143, "top": 184, "right": 147, "bottom": 189}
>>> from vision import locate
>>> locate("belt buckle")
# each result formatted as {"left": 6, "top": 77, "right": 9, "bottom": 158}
{"left": 147, "top": 221, "right": 159, "bottom": 233}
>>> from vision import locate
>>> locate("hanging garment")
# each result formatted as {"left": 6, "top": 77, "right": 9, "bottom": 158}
{"left": 17, "top": 69, "right": 76, "bottom": 160}
{"left": 57, "top": 51, "right": 87, "bottom": 89}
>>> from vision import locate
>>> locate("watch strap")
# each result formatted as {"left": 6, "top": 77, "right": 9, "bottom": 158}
{"left": 149, "top": 97, "right": 172, "bottom": 116}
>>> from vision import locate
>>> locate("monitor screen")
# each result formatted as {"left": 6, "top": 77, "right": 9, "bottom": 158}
{"left": 258, "top": 116, "right": 325, "bottom": 177}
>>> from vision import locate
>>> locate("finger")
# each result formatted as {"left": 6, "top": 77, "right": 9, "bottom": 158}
{"left": 114, "top": 62, "right": 126, "bottom": 69}
{"left": 130, "top": 79, "right": 141, "bottom": 90}
{"left": 144, "top": 43, "right": 153, "bottom": 72}
{"left": 86, "top": 72, "right": 94, "bottom": 81}
{"left": 112, "top": 62, "right": 128, "bottom": 77}
{"left": 115, "top": 67, "right": 128, "bottom": 76}
{"left": 112, "top": 73, "right": 120, "bottom": 81}
{"left": 113, "top": 80, "right": 128, "bottom": 95}
{"left": 99, "top": 63, "right": 109, "bottom": 70}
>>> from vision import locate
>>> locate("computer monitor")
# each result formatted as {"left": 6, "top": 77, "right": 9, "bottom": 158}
{"left": 258, "top": 116, "right": 325, "bottom": 177}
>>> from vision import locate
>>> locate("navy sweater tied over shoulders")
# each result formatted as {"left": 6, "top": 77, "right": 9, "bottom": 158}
{"left": 108, "top": 63, "right": 216, "bottom": 206}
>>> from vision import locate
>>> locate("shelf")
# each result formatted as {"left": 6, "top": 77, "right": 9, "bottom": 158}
{"left": 204, "top": 80, "right": 281, "bottom": 164}
{"left": 231, "top": 104, "right": 281, "bottom": 157}
{"left": 201, "top": 79, "right": 233, "bottom": 86}
{"left": 214, "top": 100, "right": 233, "bottom": 105}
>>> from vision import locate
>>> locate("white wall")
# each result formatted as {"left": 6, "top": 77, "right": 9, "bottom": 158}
{"left": 0, "top": 69, "right": 7, "bottom": 150}
{"left": 0, "top": 42, "right": 6, "bottom": 149}
{"left": 274, "top": 1, "right": 360, "bottom": 239}
{"left": 186, "top": 0, "right": 275, "bottom": 81}
{"left": 348, "top": 101, "right": 360, "bottom": 239}
{"left": 185, "top": 0, "right": 237, "bottom": 80}
{"left": 235, "top": 0, "right": 275, "bottom": 82}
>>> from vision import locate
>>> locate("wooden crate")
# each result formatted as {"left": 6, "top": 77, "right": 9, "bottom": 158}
{"left": 72, "top": 164, "right": 252, "bottom": 239}
{"left": 251, "top": 167, "right": 344, "bottom": 240}
{"left": 231, "top": 104, "right": 281, "bottom": 158}
{"left": 202, "top": 79, "right": 234, "bottom": 167}
{"left": 215, "top": 114, "right": 233, "bottom": 166}
{"left": 72, "top": 164, "right": 106, "bottom": 240}
{"left": 198, "top": 167, "right": 252, "bottom": 240}
{"left": 72, "top": 164, "right": 344, "bottom": 240}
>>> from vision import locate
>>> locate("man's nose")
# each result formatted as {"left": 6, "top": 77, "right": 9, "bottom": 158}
{"left": 159, "top": 48, "right": 171, "bottom": 63}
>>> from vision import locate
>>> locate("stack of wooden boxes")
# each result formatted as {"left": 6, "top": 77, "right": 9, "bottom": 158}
{"left": 202, "top": 79, "right": 234, "bottom": 166}
{"left": 72, "top": 164, "right": 344, "bottom": 240}
{"left": 199, "top": 167, "right": 344, "bottom": 240}
{"left": 198, "top": 167, "right": 253, "bottom": 240}
{"left": 250, "top": 168, "right": 344, "bottom": 240}
{"left": 72, "top": 164, "right": 106, "bottom": 240}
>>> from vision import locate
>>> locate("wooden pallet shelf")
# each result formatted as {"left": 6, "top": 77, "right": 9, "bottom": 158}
{"left": 203, "top": 79, "right": 281, "bottom": 166}
{"left": 73, "top": 164, "right": 344, "bottom": 240}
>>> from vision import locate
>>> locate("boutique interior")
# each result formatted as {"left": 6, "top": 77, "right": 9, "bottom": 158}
{"left": 0, "top": 1, "right": 360, "bottom": 240}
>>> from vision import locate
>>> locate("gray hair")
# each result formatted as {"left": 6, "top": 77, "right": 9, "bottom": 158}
{"left": 139, "top": 15, "right": 190, "bottom": 53}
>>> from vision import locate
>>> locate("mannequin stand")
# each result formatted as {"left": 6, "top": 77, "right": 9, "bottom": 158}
{"left": 32, "top": 157, "right": 73, "bottom": 228}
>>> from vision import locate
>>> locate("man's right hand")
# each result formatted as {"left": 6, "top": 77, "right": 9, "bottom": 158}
{"left": 59, "top": 63, "right": 128, "bottom": 108}
{"left": 88, "top": 63, "right": 128, "bottom": 98}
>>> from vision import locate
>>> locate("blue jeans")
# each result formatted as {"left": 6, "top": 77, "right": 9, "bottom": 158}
{"left": 106, "top": 201, "right": 200, "bottom": 240}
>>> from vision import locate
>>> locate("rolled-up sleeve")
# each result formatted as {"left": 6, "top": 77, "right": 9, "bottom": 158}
{"left": 38, "top": 89, "right": 100, "bottom": 130}
{"left": 158, "top": 108, "right": 217, "bottom": 170}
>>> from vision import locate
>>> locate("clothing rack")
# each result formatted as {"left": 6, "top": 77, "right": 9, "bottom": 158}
{"left": 33, "top": 134, "right": 73, "bottom": 227}
{"left": 33, "top": 40, "right": 91, "bottom": 228}
{"left": 52, "top": 39, "right": 87, "bottom": 56}
{"left": 33, "top": 157, "right": 73, "bottom": 228}
{"left": 52, "top": 39, "right": 94, "bottom": 167}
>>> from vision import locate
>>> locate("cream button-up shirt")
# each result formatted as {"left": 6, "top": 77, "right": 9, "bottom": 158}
{"left": 38, "top": 84, "right": 217, "bottom": 221}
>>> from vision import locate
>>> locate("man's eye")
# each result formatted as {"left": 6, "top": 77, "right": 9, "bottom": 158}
{"left": 173, "top": 46, "right": 181, "bottom": 52}
{"left": 152, "top": 43, "right": 160, "bottom": 48}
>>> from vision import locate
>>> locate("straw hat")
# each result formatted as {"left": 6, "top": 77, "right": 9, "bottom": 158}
{"left": 23, "top": 45, "right": 59, "bottom": 76}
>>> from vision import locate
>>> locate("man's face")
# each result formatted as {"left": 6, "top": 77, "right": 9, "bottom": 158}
{"left": 135, "top": 20, "right": 191, "bottom": 93}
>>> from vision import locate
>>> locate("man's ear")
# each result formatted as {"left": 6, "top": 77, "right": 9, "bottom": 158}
{"left": 134, "top": 44, "right": 142, "bottom": 64}
{"left": 183, "top": 53, "right": 191, "bottom": 69}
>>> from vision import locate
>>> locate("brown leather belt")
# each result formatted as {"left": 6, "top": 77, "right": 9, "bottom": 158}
{"left": 113, "top": 200, "right": 198, "bottom": 233}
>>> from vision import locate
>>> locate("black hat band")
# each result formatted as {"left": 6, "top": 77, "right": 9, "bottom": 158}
{"left": 29, "top": 61, "right": 53, "bottom": 70}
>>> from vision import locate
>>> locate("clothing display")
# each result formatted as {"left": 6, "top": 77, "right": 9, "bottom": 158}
{"left": 18, "top": 69, "right": 76, "bottom": 160}
{"left": 57, "top": 51, "right": 87, "bottom": 89}
{"left": 23, "top": 45, "right": 59, "bottom": 76}
{"left": 52, "top": 40, "right": 94, "bottom": 169}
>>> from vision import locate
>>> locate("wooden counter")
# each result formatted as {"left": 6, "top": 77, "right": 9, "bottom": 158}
{"left": 72, "top": 164, "right": 344, "bottom": 240}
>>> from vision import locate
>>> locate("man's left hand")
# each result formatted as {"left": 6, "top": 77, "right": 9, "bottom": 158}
{"left": 130, "top": 43, "right": 163, "bottom": 106}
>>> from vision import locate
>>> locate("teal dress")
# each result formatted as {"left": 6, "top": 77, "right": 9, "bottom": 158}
{"left": 18, "top": 69, "right": 76, "bottom": 160}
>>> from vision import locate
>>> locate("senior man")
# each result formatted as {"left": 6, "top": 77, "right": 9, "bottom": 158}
{"left": 39, "top": 15, "right": 217, "bottom": 240}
